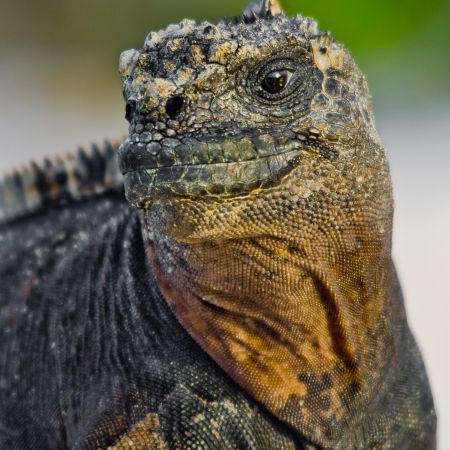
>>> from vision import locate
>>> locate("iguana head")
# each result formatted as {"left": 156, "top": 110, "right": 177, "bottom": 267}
{"left": 118, "top": 1, "right": 395, "bottom": 446}
{"left": 118, "top": 0, "right": 384, "bottom": 241}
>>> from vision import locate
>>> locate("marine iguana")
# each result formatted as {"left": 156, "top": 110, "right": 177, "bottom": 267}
{"left": 0, "top": 0, "right": 436, "bottom": 448}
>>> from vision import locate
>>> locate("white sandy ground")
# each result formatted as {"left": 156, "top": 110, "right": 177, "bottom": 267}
{"left": 0, "top": 76, "right": 449, "bottom": 447}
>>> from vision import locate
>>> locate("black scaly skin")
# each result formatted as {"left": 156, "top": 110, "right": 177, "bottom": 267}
{"left": 0, "top": 148, "right": 301, "bottom": 449}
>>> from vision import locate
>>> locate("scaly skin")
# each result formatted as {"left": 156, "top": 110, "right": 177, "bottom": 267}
{"left": 119, "top": 0, "right": 436, "bottom": 447}
{"left": 0, "top": 0, "right": 436, "bottom": 448}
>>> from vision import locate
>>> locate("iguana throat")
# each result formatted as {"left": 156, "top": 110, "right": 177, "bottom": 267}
{"left": 140, "top": 146, "right": 396, "bottom": 445}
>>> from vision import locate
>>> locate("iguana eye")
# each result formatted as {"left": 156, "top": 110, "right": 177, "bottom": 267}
{"left": 240, "top": 55, "right": 321, "bottom": 111}
{"left": 261, "top": 70, "right": 292, "bottom": 94}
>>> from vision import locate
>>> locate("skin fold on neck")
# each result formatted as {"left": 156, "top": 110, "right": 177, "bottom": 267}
{"left": 142, "top": 151, "right": 398, "bottom": 445}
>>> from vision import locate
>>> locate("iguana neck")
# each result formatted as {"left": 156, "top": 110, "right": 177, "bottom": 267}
{"left": 145, "top": 212, "right": 398, "bottom": 446}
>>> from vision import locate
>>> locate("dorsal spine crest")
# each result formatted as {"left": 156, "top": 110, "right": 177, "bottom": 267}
{"left": 0, "top": 141, "right": 123, "bottom": 225}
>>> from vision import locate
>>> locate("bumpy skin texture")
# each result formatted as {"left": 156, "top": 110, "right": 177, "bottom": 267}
{"left": 0, "top": 0, "right": 437, "bottom": 448}
{"left": 0, "top": 183, "right": 300, "bottom": 449}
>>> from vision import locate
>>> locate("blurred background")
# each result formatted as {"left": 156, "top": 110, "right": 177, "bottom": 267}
{"left": 0, "top": 0, "right": 449, "bottom": 446}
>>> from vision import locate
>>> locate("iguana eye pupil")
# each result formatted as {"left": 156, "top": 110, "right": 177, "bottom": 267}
{"left": 261, "top": 70, "right": 290, "bottom": 94}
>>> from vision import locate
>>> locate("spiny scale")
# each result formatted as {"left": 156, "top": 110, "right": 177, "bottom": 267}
{"left": 0, "top": 141, "right": 123, "bottom": 225}
{"left": 243, "top": 0, "right": 282, "bottom": 22}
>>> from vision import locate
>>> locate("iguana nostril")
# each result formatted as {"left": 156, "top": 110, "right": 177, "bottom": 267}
{"left": 125, "top": 100, "right": 137, "bottom": 122}
{"left": 166, "top": 95, "right": 185, "bottom": 118}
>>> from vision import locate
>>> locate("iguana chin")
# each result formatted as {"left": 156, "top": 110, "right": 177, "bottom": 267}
{"left": 0, "top": 0, "right": 436, "bottom": 448}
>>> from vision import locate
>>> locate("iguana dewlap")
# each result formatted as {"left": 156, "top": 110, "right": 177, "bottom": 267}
{"left": 0, "top": 0, "right": 436, "bottom": 448}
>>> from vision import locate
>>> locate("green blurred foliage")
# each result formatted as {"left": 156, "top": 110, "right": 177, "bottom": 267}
{"left": 2, "top": 0, "right": 446, "bottom": 55}
{"left": 282, "top": 0, "right": 446, "bottom": 51}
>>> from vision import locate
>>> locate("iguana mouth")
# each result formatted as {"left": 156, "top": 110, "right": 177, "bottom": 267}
{"left": 119, "top": 134, "right": 310, "bottom": 206}
{"left": 119, "top": 133, "right": 306, "bottom": 173}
